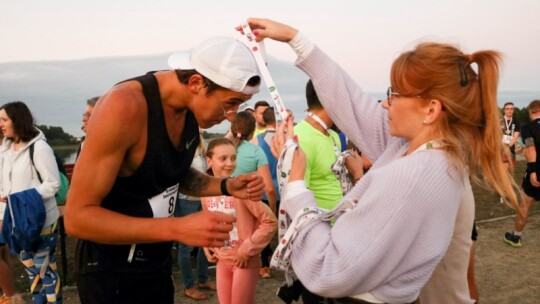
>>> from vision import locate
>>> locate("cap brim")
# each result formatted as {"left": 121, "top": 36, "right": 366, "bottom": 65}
{"left": 168, "top": 52, "right": 193, "bottom": 70}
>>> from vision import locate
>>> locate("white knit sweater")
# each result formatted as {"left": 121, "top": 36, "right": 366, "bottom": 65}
{"left": 281, "top": 37, "right": 465, "bottom": 303}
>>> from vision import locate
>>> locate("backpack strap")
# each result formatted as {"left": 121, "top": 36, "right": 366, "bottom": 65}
{"left": 28, "top": 142, "right": 43, "bottom": 183}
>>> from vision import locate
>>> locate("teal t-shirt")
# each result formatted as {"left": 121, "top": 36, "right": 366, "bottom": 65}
{"left": 294, "top": 120, "right": 342, "bottom": 210}
{"left": 233, "top": 140, "right": 269, "bottom": 176}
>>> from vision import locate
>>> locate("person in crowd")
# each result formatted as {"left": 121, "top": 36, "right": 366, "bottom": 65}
{"left": 201, "top": 138, "right": 276, "bottom": 304}
{"left": 501, "top": 102, "right": 520, "bottom": 175}
{"left": 231, "top": 112, "right": 277, "bottom": 214}
{"left": 176, "top": 130, "right": 216, "bottom": 301}
{"left": 243, "top": 105, "right": 255, "bottom": 117}
{"left": 0, "top": 101, "right": 61, "bottom": 303}
{"left": 76, "top": 96, "right": 99, "bottom": 159}
{"left": 242, "top": 18, "right": 518, "bottom": 303}
{"left": 295, "top": 80, "right": 345, "bottom": 211}
{"left": 230, "top": 111, "right": 277, "bottom": 279}
{"left": 252, "top": 107, "right": 280, "bottom": 279}
{"left": 253, "top": 101, "right": 270, "bottom": 137}
{"left": 504, "top": 99, "right": 540, "bottom": 247}
{"left": 253, "top": 107, "right": 280, "bottom": 207}
{"left": 292, "top": 80, "right": 364, "bottom": 303}
{"left": 0, "top": 131, "right": 24, "bottom": 304}
{"left": 64, "top": 36, "right": 265, "bottom": 304}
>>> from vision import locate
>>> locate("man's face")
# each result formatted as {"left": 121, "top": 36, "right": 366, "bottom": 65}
{"left": 81, "top": 105, "right": 94, "bottom": 133}
{"left": 504, "top": 105, "right": 514, "bottom": 118}
{"left": 193, "top": 89, "right": 251, "bottom": 129}
{"left": 255, "top": 106, "right": 268, "bottom": 126}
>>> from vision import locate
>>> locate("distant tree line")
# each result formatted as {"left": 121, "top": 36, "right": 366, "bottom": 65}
{"left": 202, "top": 130, "right": 225, "bottom": 139}
{"left": 37, "top": 125, "right": 78, "bottom": 146}
{"left": 508, "top": 107, "right": 530, "bottom": 125}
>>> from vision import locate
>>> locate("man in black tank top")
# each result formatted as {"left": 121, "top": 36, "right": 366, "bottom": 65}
{"left": 64, "top": 37, "right": 265, "bottom": 304}
{"left": 505, "top": 99, "right": 540, "bottom": 248}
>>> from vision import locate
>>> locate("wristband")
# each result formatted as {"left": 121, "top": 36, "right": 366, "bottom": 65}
{"left": 221, "top": 178, "right": 231, "bottom": 196}
{"left": 527, "top": 162, "right": 536, "bottom": 173}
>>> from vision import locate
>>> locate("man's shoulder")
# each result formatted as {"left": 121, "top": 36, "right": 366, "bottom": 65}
{"left": 98, "top": 83, "right": 147, "bottom": 119}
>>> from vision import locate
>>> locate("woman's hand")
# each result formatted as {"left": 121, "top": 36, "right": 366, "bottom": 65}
{"left": 345, "top": 149, "right": 364, "bottom": 184}
{"left": 271, "top": 117, "right": 295, "bottom": 158}
{"left": 271, "top": 117, "right": 306, "bottom": 182}
{"left": 236, "top": 18, "right": 298, "bottom": 43}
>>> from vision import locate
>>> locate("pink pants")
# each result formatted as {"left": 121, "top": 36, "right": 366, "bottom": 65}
{"left": 216, "top": 261, "right": 259, "bottom": 304}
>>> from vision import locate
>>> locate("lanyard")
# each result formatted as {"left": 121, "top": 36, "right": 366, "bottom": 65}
{"left": 239, "top": 21, "right": 289, "bottom": 123}
{"left": 306, "top": 112, "right": 340, "bottom": 159}
{"left": 504, "top": 118, "right": 514, "bottom": 135}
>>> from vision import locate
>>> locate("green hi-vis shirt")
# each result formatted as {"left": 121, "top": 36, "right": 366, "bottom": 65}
{"left": 294, "top": 120, "right": 343, "bottom": 210}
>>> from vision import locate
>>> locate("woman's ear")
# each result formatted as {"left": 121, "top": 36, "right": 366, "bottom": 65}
{"left": 423, "top": 99, "right": 444, "bottom": 124}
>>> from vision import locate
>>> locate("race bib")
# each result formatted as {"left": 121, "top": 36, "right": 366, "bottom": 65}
{"left": 502, "top": 135, "right": 512, "bottom": 144}
{"left": 147, "top": 184, "right": 179, "bottom": 218}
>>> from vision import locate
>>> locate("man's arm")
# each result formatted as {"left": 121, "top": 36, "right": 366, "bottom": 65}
{"left": 64, "top": 86, "right": 235, "bottom": 247}
{"left": 179, "top": 168, "right": 265, "bottom": 201}
{"left": 510, "top": 131, "right": 520, "bottom": 148}
{"left": 524, "top": 137, "right": 540, "bottom": 187}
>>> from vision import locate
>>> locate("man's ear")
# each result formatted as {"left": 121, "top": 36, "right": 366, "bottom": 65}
{"left": 187, "top": 74, "right": 205, "bottom": 94}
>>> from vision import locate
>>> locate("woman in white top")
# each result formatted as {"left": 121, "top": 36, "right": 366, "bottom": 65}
{"left": 0, "top": 101, "right": 60, "bottom": 304}
{"left": 241, "top": 19, "right": 519, "bottom": 303}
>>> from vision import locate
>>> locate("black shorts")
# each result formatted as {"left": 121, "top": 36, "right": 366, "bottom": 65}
{"left": 522, "top": 171, "right": 540, "bottom": 201}
{"left": 77, "top": 268, "right": 174, "bottom": 304}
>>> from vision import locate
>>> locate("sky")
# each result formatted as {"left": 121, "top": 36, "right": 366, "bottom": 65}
{"left": 1, "top": 0, "right": 539, "bottom": 93}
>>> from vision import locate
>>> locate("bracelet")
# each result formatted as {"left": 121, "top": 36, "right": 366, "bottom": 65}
{"left": 527, "top": 162, "right": 536, "bottom": 172}
{"left": 220, "top": 178, "right": 231, "bottom": 196}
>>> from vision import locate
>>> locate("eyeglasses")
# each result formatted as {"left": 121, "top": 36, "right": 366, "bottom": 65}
{"left": 386, "top": 87, "right": 425, "bottom": 106}
{"left": 386, "top": 87, "right": 401, "bottom": 106}
{"left": 221, "top": 103, "right": 238, "bottom": 117}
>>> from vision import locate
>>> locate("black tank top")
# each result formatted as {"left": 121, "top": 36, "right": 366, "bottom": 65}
{"left": 77, "top": 73, "right": 199, "bottom": 274}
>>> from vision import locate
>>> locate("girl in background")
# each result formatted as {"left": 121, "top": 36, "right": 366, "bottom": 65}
{"left": 202, "top": 138, "right": 276, "bottom": 304}
{"left": 229, "top": 112, "right": 277, "bottom": 278}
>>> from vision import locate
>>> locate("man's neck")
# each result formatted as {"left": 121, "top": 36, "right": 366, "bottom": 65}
{"left": 504, "top": 115, "right": 513, "bottom": 120}
{"left": 305, "top": 110, "right": 332, "bottom": 136}
{"left": 155, "top": 71, "right": 189, "bottom": 113}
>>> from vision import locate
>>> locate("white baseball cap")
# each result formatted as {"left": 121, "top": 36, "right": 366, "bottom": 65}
{"left": 168, "top": 36, "right": 260, "bottom": 95}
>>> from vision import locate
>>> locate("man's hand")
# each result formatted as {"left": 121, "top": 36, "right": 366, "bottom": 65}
{"left": 178, "top": 210, "right": 235, "bottom": 248}
{"left": 227, "top": 174, "right": 265, "bottom": 201}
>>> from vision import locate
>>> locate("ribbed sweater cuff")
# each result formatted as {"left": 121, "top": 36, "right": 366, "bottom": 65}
{"left": 288, "top": 32, "right": 315, "bottom": 60}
